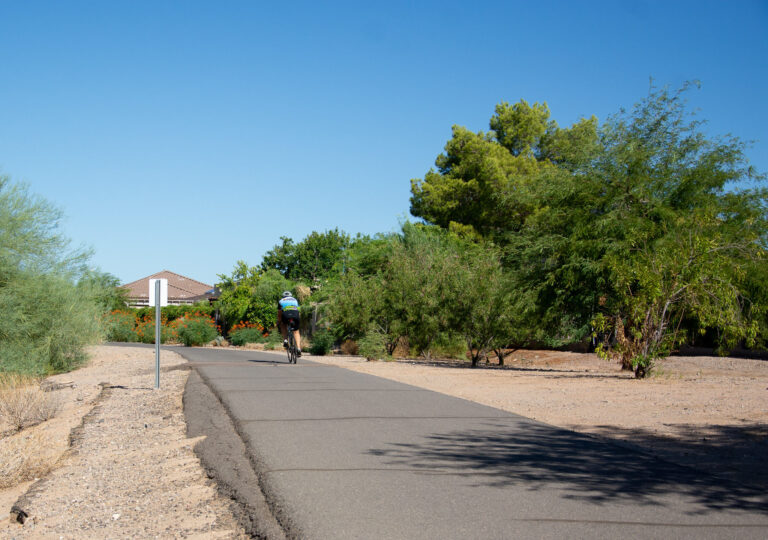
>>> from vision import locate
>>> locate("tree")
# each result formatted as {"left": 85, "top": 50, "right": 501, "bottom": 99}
{"left": 0, "top": 177, "right": 102, "bottom": 375}
{"left": 410, "top": 99, "right": 599, "bottom": 242}
{"left": 449, "top": 247, "right": 517, "bottom": 366}
{"left": 409, "top": 85, "right": 767, "bottom": 375}
{"left": 261, "top": 229, "right": 350, "bottom": 282}
{"left": 77, "top": 269, "right": 129, "bottom": 312}
{"left": 215, "top": 262, "right": 292, "bottom": 332}
{"left": 586, "top": 85, "right": 767, "bottom": 376}
{"left": 260, "top": 238, "right": 295, "bottom": 278}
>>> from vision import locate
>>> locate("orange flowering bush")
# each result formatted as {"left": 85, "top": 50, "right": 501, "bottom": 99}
{"left": 228, "top": 321, "right": 268, "bottom": 346}
{"left": 103, "top": 310, "right": 137, "bottom": 342}
{"left": 172, "top": 311, "right": 219, "bottom": 347}
{"left": 133, "top": 314, "right": 177, "bottom": 344}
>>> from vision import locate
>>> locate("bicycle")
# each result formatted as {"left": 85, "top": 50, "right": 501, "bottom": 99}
{"left": 285, "top": 320, "right": 299, "bottom": 364}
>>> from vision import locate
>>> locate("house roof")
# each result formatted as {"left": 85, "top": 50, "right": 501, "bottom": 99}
{"left": 120, "top": 270, "right": 213, "bottom": 300}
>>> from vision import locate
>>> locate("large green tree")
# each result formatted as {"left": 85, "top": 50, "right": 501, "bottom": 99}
{"left": 410, "top": 99, "right": 599, "bottom": 241}
{"left": 584, "top": 85, "right": 767, "bottom": 375}
{"left": 410, "top": 86, "right": 767, "bottom": 376}
{"left": 261, "top": 229, "right": 350, "bottom": 282}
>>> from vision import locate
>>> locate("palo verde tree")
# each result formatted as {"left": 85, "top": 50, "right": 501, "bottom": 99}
{"left": 0, "top": 177, "right": 104, "bottom": 375}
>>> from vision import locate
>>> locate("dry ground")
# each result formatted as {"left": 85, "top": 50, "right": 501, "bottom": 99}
{"left": 0, "top": 346, "right": 247, "bottom": 539}
{"left": 1, "top": 345, "right": 766, "bottom": 537}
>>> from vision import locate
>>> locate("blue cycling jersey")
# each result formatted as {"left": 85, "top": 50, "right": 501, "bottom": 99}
{"left": 279, "top": 296, "right": 299, "bottom": 312}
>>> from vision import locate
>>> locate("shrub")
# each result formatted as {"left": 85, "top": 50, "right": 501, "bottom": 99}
{"left": 135, "top": 302, "right": 215, "bottom": 323}
{"left": 133, "top": 315, "right": 176, "bottom": 344}
{"left": 358, "top": 330, "right": 388, "bottom": 361}
{"left": 175, "top": 313, "right": 219, "bottom": 346}
{"left": 0, "top": 273, "right": 104, "bottom": 375}
{"left": 0, "top": 428, "right": 59, "bottom": 488}
{"left": 309, "top": 329, "right": 334, "bottom": 356}
{"left": 263, "top": 332, "right": 284, "bottom": 350}
{"left": 0, "top": 373, "right": 59, "bottom": 432}
{"left": 229, "top": 321, "right": 266, "bottom": 346}
{"left": 340, "top": 339, "right": 358, "bottom": 355}
{"left": 427, "top": 333, "right": 468, "bottom": 360}
{"left": 104, "top": 310, "right": 137, "bottom": 342}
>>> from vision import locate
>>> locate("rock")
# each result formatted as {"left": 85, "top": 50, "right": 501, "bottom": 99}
{"left": 10, "top": 505, "right": 28, "bottom": 524}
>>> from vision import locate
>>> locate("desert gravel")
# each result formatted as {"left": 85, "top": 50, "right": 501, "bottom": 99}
{"left": 1, "top": 346, "right": 247, "bottom": 539}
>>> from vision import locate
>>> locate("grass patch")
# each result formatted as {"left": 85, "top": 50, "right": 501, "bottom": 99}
{"left": 0, "top": 373, "right": 60, "bottom": 432}
{"left": 0, "top": 428, "right": 58, "bottom": 488}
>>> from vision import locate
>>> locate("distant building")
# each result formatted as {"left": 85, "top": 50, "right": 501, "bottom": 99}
{"left": 120, "top": 270, "right": 218, "bottom": 307}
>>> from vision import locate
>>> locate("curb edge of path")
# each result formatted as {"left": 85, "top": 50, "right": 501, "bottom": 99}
{"left": 183, "top": 368, "right": 294, "bottom": 540}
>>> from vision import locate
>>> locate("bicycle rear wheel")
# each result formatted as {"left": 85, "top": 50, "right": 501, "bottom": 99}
{"left": 286, "top": 332, "right": 297, "bottom": 363}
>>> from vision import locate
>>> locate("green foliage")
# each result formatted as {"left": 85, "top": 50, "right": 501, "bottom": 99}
{"left": 104, "top": 310, "right": 137, "bottom": 342}
{"left": 325, "top": 271, "right": 386, "bottom": 341}
{"left": 323, "top": 223, "right": 532, "bottom": 363}
{"left": 583, "top": 85, "right": 766, "bottom": 375}
{"left": 263, "top": 331, "right": 284, "bottom": 350}
{"left": 228, "top": 325, "right": 266, "bottom": 346}
{"left": 427, "top": 333, "right": 467, "bottom": 361}
{"left": 0, "top": 273, "right": 104, "bottom": 375}
{"left": 215, "top": 264, "right": 292, "bottom": 332}
{"left": 0, "top": 178, "right": 102, "bottom": 376}
{"left": 357, "top": 328, "right": 388, "bottom": 360}
{"left": 262, "top": 229, "right": 350, "bottom": 282}
{"left": 410, "top": 99, "right": 599, "bottom": 241}
{"left": 176, "top": 314, "right": 219, "bottom": 347}
{"left": 246, "top": 269, "right": 290, "bottom": 328}
{"left": 409, "top": 85, "right": 767, "bottom": 375}
{"left": 344, "top": 234, "right": 396, "bottom": 277}
{"left": 309, "top": 328, "right": 334, "bottom": 355}
{"left": 78, "top": 270, "right": 129, "bottom": 312}
{"left": 134, "top": 302, "right": 214, "bottom": 323}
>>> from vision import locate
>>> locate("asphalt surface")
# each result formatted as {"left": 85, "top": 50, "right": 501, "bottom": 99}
{"left": 171, "top": 346, "right": 768, "bottom": 540}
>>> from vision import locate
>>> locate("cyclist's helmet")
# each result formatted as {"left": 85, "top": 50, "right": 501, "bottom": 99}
{"left": 282, "top": 291, "right": 292, "bottom": 298}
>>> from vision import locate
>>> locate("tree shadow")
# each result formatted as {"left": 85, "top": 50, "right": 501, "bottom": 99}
{"left": 391, "top": 358, "right": 632, "bottom": 379}
{"left": 585, "top": 423, "right": 768, "bottom": 492}
{"left": 367, "top": 420, "right": 768, "bottom": 514}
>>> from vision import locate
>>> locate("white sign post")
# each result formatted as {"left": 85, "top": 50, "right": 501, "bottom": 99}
{"left": 151, "top": 279, "right": 168, "bottom": 389}
{"left": 148, "top": 279, "right": 168, "bottom": 307}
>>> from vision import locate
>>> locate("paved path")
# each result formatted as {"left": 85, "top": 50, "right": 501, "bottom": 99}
{"left": 177, "top": 347, "right": 768, "bottom": 539}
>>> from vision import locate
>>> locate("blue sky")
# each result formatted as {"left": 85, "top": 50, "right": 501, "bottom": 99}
{"left": 1, "top": 1, "right": 766, "bottom": 286}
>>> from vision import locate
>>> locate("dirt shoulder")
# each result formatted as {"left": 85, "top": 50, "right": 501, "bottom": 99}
{"left": 1, "top": 345, "right": 247, "bottom": 538}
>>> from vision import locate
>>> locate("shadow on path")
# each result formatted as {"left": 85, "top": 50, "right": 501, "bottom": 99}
{"left": 368, "top": 420, "right": 768, "bottom": 514}
{"left": 584, "top": 423, "right": 768, "bottom": 491}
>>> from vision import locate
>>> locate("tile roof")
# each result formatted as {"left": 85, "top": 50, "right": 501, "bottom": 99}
{"left": 120, "top": 270, "right": 213, "bottom": 300}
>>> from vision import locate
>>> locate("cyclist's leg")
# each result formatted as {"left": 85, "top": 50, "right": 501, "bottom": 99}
{"left": 279, "top": 314, "right": 289, "bottom": 347}
{"left": 293, "top": 317, "right": 301, "bottom": 353}
{"left": 287, "top": 317, "right": 301, "bottom": 356}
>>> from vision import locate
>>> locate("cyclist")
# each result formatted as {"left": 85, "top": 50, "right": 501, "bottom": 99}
{"left": 277, "top": 291, "right": 301, "bottom": 356}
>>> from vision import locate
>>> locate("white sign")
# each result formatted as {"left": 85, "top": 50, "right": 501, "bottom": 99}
{"left": 148, "top": 279, "right": 168, "bottom": 307}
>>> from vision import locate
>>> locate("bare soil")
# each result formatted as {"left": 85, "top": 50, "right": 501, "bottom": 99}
{"left": 0, "top": 346, "right": 247, "bottom": 538}
{"left": 1, "top": 345, "right": 766, "bottom": 536}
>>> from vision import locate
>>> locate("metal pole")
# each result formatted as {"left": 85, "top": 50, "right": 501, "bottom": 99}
{"left": 155, "top": 279, "right": 161, "bottom": 389}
